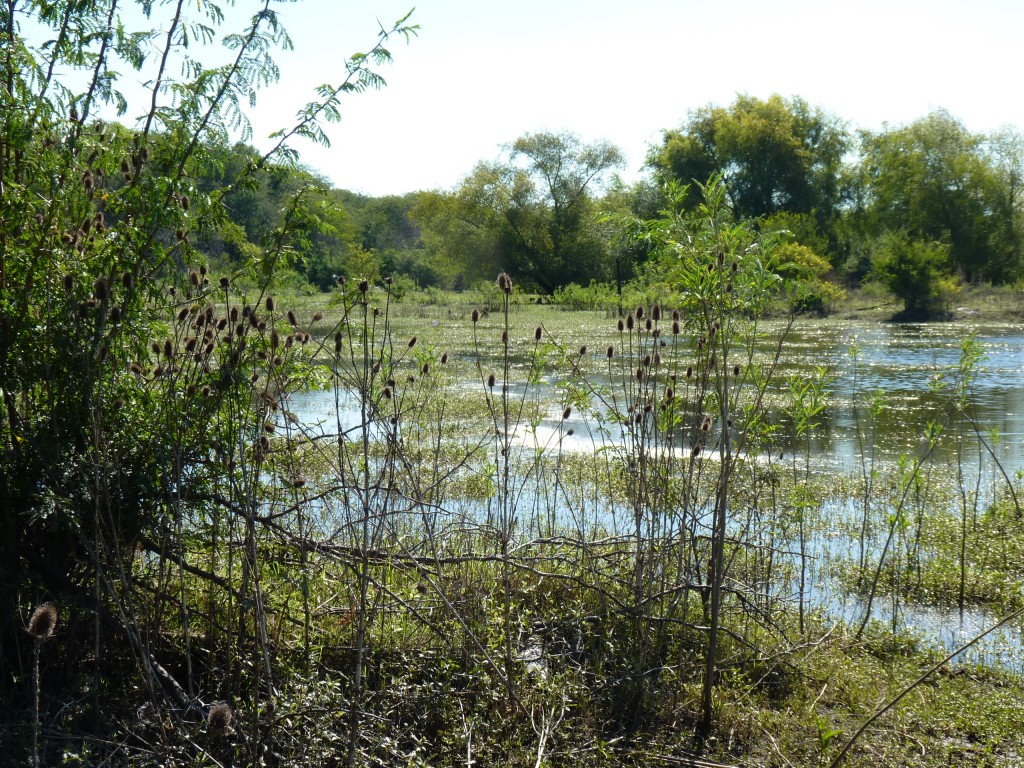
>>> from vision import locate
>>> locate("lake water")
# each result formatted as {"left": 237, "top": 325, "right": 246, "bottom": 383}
{"left": 289, "top": 318, "right": 1024, "bottom": 670}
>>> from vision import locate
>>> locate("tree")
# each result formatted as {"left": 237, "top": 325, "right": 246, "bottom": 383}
{"left": 1, "top": 2, "right": 416, "bottom": 761}
{"left": 649, "top": 94, "right": 849, "bottom": 252}
{"left": 871, "top": 232, "right": 956, "bottom": 317}
{"left": 412, "top": 131, "right": 624, "bottom": 292}
{"left": 856, "top": 111, "right": 1012, "bottom": 283}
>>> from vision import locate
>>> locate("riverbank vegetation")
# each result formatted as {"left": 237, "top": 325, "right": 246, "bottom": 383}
{"left": 5, "top": 2, "right": 1024, "bottom": 767}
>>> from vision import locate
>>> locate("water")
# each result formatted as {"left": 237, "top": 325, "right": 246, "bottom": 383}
{"left": 288, "top": 318, "right": 1024, "bottom": 670}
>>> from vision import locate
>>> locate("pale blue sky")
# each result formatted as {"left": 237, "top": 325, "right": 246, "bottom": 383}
{"left": 66, "top": 0, "right": 1024, "bottom": 195}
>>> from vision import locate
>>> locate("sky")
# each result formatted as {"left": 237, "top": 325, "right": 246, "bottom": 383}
{"left": 55, "top": 0, "right": 1024, "bottom": 196}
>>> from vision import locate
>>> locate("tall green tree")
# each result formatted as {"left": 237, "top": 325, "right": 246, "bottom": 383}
{"left": 412, "top": 131, "right": 624, "bottom": 292}
{"left": 650, "top": 94, "right": 849, "bottom": 251}
{"left": 855, "top": 110, "right": 1014, "bottom": 282}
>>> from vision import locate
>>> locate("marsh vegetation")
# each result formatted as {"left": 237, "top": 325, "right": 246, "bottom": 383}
{"left": 5, "top": 3, "right": 1024, "bottom": 767}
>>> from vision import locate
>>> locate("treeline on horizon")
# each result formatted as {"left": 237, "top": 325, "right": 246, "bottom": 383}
{"left": 193, "top": 94, "right": 1024, "bottom": 316}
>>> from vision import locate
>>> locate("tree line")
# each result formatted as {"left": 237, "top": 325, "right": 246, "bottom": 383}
{"left": 197, "top": 94, "right": 1024, "bottom": 317}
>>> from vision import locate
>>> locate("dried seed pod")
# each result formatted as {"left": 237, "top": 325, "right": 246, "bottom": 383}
{"left": 27, "top": 602, "right": 57, "bottom": 640}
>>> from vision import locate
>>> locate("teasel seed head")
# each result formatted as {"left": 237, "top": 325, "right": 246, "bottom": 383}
{"left": 579, "top": 345, "right": 587, "bottom": 356}
{"left": 440, "top": 352, "right": 448, "bottom": 364}
{"left": 562, "top": 406, "right": 572, "bottom": 420}
{"left": 93, "top": 278, "right": 107, "bottom": 302}
{"left": 177, "top": 307, "right": 189, "bottom": 323}
{"left": 733, "top": 364, "right": 740, "bottom": 376}
{"left": 334, "top": 333, "right": 342, "bottom": 354}
{"left": 636, "top": 305, "right": 645, "bottom": 320}
{"left": 408, "top": 336, "right": 417, "bottom": 348}
{"left": 496, "top": 272, "right": 513, "bottom": 294}
{"left": 607, "top": 345, "right": 614, "bottom": 359}
{"left": 471, "top": 308, "right": 479, "bottom": 323}
{"left": 646, "top": 318, "right": 652, "bottom": 331}
{"left": 686, "top": 365, "right": 693, "bottom": 378}
{"left": 27, "top": 602, "right": 57, "bottom": 640}
{"left": 617, "top": 319, "right": 624, "bottom": 332}
{"left": 207, "top": 702, "right": 233, "bottom": 734}
{"left": 163, "top": 340, "right": 173, "bottom": 359}
{"left": 673, "top": 321, "right": 680, "bottom": 335}
{"left": 487, "top": 373, "right": 496, "bottom": 388}
{"left": 732, "top": 261, "right": 738, "bottom": 272}
{"left": 130, "top": 362, "right": 144, "bottom": 375}
{"left": 357, "top": 279, "right": 369, "bottom": 293}
{"left": 64, "top": 274, "right": 74, "bottom": 293}
{"left": 626, "top": 314, "right": 634, "bottom": 330}
{"left": 501, "top": 330, "right": 508, "bottom": 344}
{"left": 312, "top": 311, "right": 323, "bottom": 322}
{"left": 535, "top": 326, "right": 542, "bottom": 341}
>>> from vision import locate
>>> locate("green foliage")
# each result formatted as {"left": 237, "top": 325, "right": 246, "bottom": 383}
{"left": 856, "top": 111, "right": 1014, "bottom": 283}
{"left": 412, "top": 131, "right": 624, "bottom": 292}
{"left": 870, "top": 232, "right": 957, "bottom": 317}
{"left": 650, "top": 94, "right": 849, "bottom": 255}
{"left": 775, "top": 241, "right": 847, "bottom": 313}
